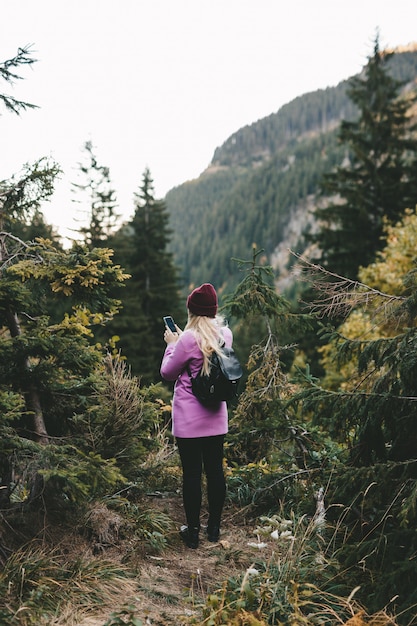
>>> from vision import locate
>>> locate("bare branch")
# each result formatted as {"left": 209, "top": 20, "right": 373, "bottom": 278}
{"left": 0, "top": 231, "right": 44, "bottom": 272}
{"left": 290, "top": 250, "right": 405, "bottom": 319}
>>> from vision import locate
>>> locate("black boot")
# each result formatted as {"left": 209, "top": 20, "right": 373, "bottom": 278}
{"left": 179, "top": 525, "right": 199, "bottom": 549}
{"left": 207, "top": 524, "right": 220, "bottom": 542}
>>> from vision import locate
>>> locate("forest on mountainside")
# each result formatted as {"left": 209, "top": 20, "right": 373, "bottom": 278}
{"left": 167, "top": 130, "right": 343, "bottom": 291}
{"left": 166, "top": 46, "right": 417, "bottom": 293}
{"left": 1, "top": 38, "right": 417, "bottom": 626}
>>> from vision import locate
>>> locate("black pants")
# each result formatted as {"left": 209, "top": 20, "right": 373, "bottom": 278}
{"left": 176, "top": 435, "right": 226, "bottom": 530}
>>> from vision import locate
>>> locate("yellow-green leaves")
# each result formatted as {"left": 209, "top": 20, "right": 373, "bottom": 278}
{"left": 8, "top": 239, "right": 129, "bottom": 298}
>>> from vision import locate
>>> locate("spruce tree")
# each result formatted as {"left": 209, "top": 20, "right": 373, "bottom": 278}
{"left": 311, "top": 35, "right": 417, "bottom": 279}
{"left": 108, "top": 168, "right": 182, "bottom": 382}
{"left": 223, "top": 246, "right": 314, "bottom": 464}
{"left": 72, "top": 140, "right": 119, "bottom": 248}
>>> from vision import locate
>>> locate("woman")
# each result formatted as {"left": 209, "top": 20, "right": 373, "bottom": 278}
{"left": 160, "top": 283, "right": 232, "bottom": 549}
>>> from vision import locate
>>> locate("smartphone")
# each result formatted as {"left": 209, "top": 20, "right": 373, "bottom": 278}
{"left": 163, "top": 316, "right": 176, "bottom": 332}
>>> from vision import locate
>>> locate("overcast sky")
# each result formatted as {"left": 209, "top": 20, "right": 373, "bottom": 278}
{"left": 1, "top": 0, "right": 417, "bottom": 241}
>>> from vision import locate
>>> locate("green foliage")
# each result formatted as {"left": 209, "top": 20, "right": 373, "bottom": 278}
{"left": 120, "top": 502, "right": 174, "bottom": 554}
{"left": 1, "top": 440, "right": 125, "bottom": 510}
{"left": 1, "top": 158, "right": 61, "bottom": 229}
{"left": 0, "top": 237, "right": 129, "bottom": 426}
{"left": 226, "top": 431, "right": 343, "bottom": 515}
{"left": 39, "top": 447, "right": 125, "bottom": 504}
{"left": 0, "top": 352, "right": 169, "bottom": 512}
{"left": 1, "top": 154, "right": 130, "bottom": 512}
{"left": 226, "top": 461, "right": 310, "bottom": 514}
{"left": 223, "top": 247, "right": 291, "bottom": 322}
{"left": 72, "top": 354, "right": 162, "bottom": 479}
{"left": 0, "top": 223, "right": 169, "bottom": 515}
{"left": 103, "top": 605, "right": 144, "bottom": 626}
{"left": 295, "top": 294, "right": 417, "bottom": 464}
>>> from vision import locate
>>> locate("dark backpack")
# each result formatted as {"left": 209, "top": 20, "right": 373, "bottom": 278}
{"left": 187, "top": 344, "right": 243, "bottom": 407}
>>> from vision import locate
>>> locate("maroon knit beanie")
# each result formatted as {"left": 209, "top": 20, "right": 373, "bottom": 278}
{"left": 187, "top": 283, "right": 218, "bottom": 318}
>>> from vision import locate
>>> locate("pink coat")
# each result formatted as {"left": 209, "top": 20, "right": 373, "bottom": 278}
{"left": 160, "top": 326, "right": 233, "bottom": 438}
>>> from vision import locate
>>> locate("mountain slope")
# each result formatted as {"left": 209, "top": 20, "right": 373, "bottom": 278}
{"left": 166, "top": 45, "right": 417, "bottom": 294}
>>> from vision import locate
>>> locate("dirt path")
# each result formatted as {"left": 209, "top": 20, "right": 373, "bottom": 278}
{"left": 77, "top": 495, "right": 261, "bottom": 626}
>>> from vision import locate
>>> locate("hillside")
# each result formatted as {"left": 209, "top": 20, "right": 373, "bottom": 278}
{"left": 165, "top": 45, "right": 417, "bottom": 295}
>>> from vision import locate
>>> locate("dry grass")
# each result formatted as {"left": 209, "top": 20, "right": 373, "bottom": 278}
{"left": 0, "top": 495, "right": 259, "bottom": 625}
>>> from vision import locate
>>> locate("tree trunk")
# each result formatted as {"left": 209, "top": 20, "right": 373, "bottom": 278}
{"left": 6, "top": 310, "right": 49, "bottom": 444}
{"left": 0, "top": 455, "right": 12, "bottom": 507}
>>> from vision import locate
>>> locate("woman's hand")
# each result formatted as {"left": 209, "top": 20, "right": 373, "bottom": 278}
{"left": 163, "top": 324, "right": 182, "bottom": 345}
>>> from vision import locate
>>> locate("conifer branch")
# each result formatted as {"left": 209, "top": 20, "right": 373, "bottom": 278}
{"left": 0, "top": 45, "right": 38, "bottom": 114}
{"left": 296, "top": 372, "right": 417, "bottom": 402}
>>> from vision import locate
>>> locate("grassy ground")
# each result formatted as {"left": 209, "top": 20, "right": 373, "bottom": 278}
{"left": 2, "top": 493, "right": 406, "bottom": 625}
{"left": 0, "top": 494, "right": 262, "bottom": 626}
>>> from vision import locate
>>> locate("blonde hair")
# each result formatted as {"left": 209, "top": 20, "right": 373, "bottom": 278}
{"left": 185, "top": 313, "right": 225, "bottom": 375}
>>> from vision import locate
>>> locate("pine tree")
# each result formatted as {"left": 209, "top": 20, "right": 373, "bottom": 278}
{"left": 311, "top": 35, "right": 417, "bottom": 279}
{"left": 107, "top": 168, "right": 182, "bottom": 382}
{"left": 72, "top": 140, "right": 119, "bottom": 248}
